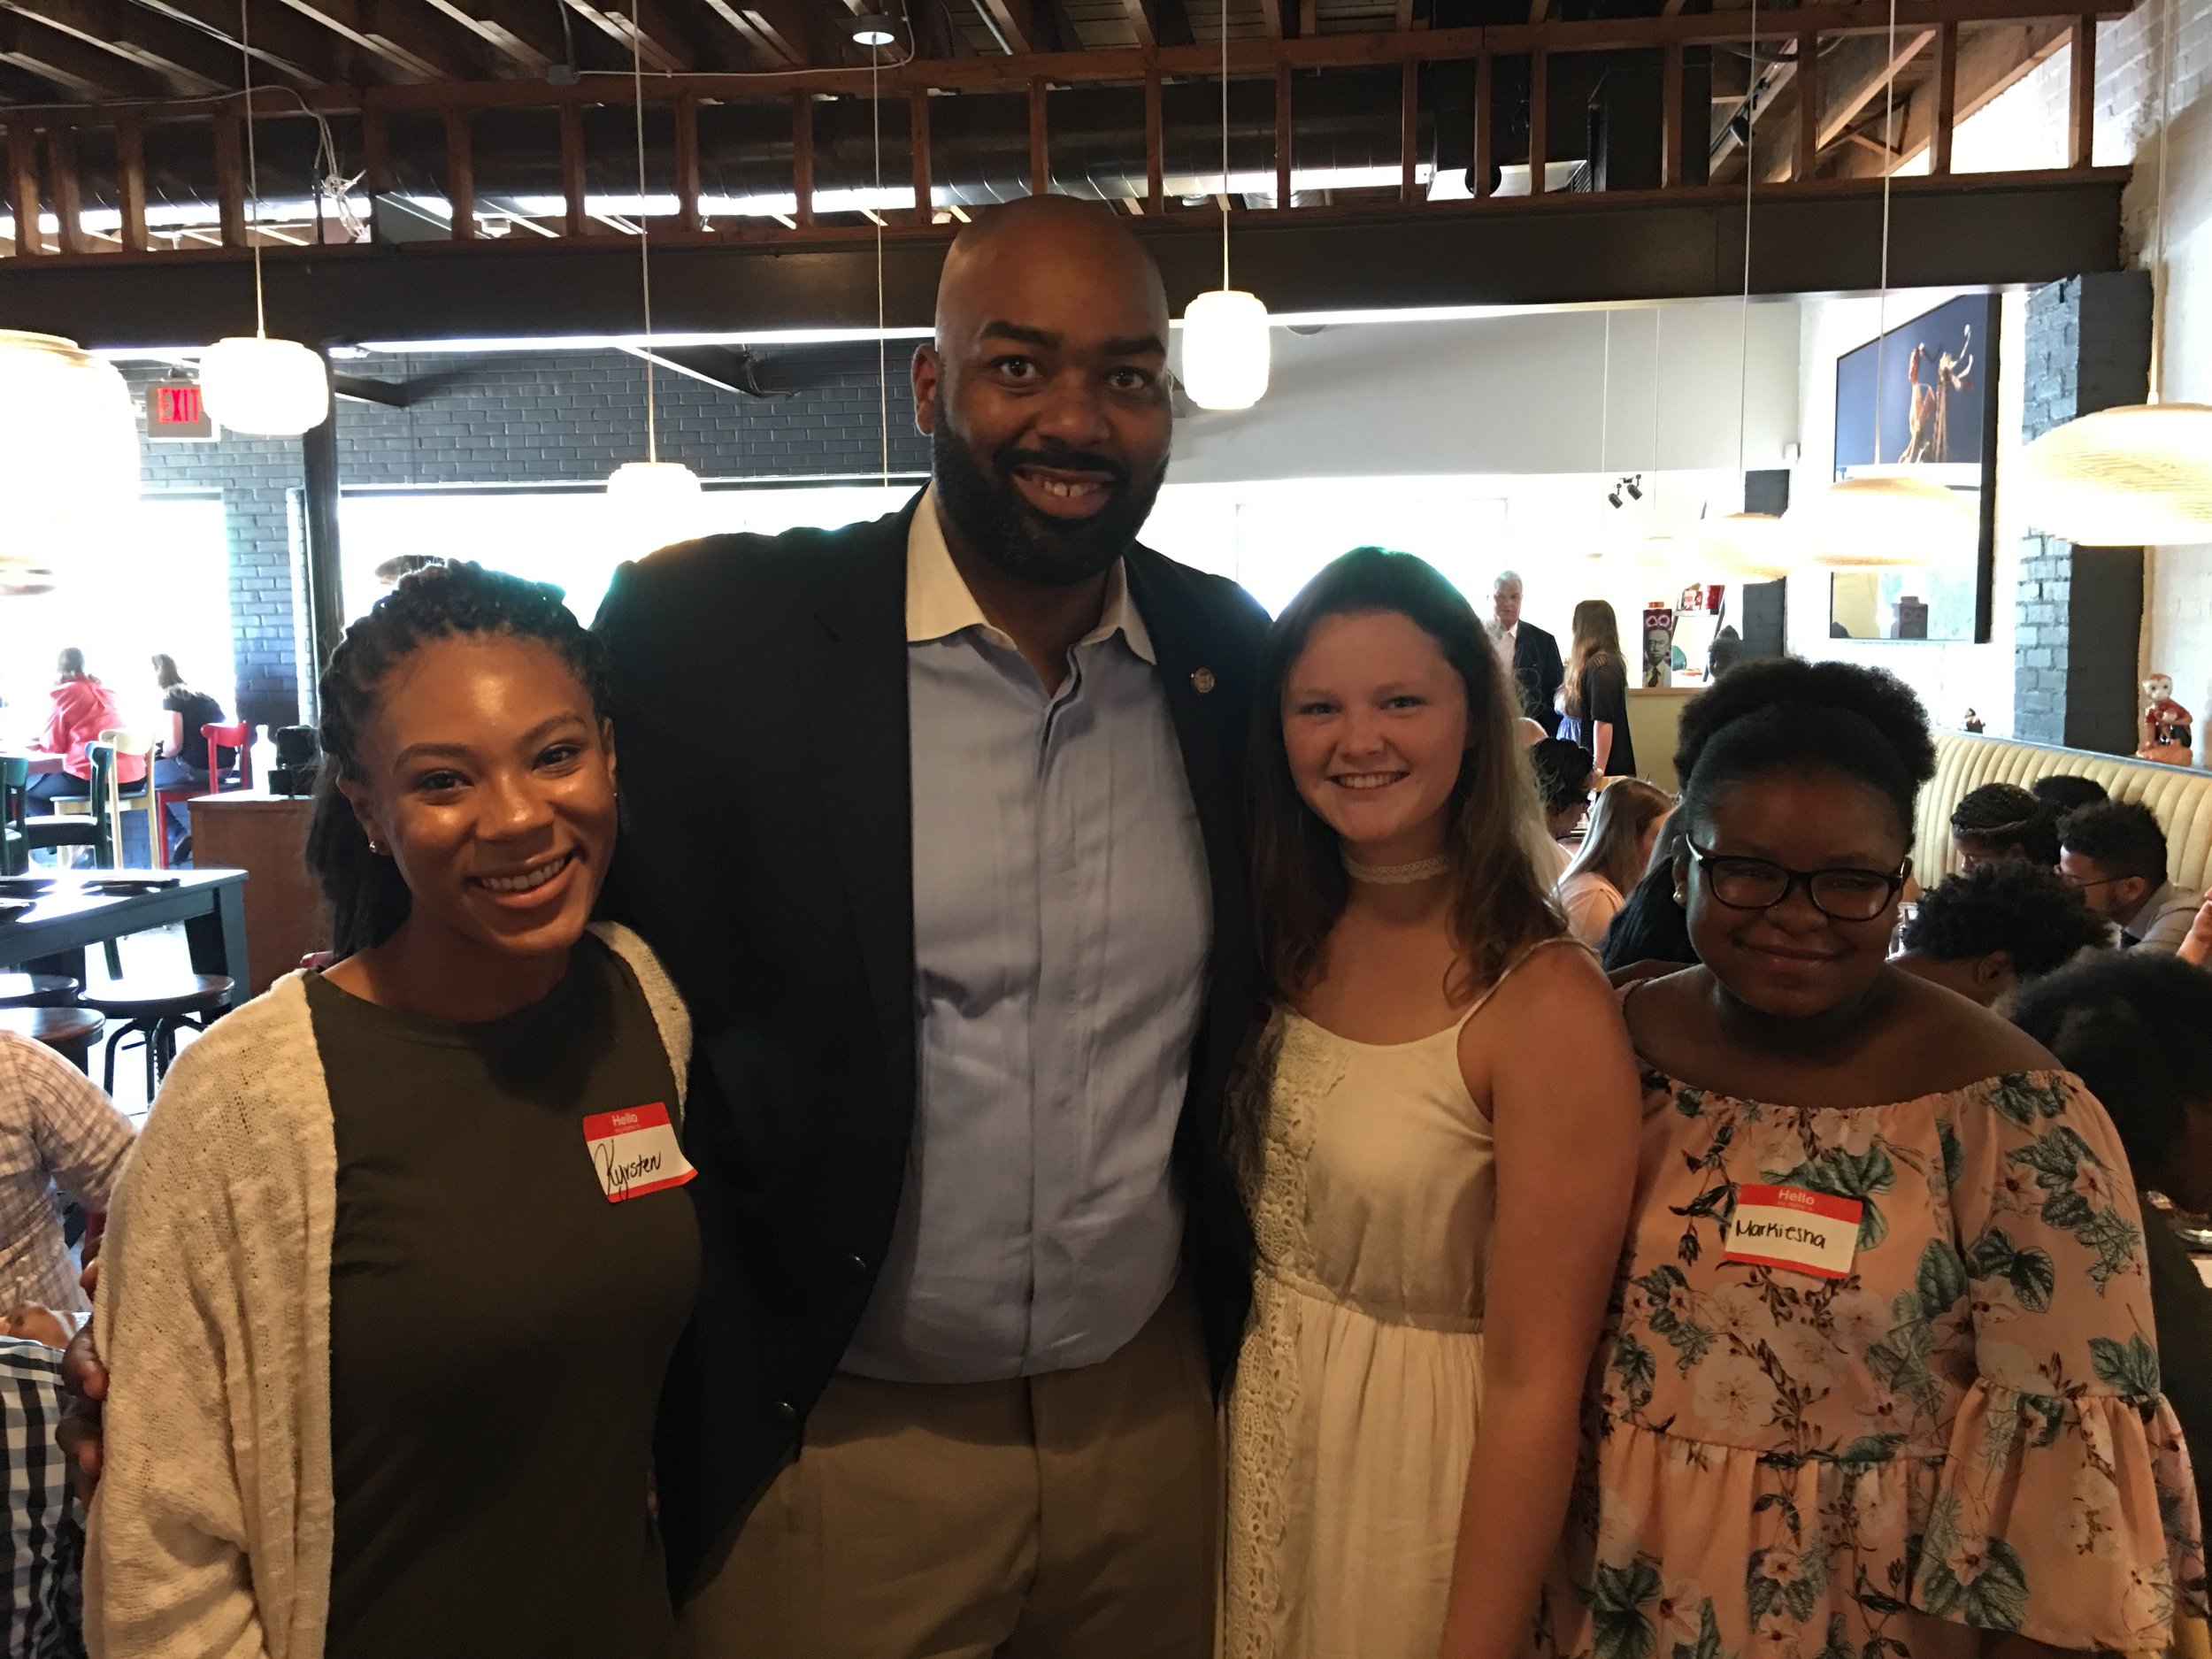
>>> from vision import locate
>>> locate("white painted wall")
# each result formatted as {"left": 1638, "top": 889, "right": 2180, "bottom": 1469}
{"left": 1169, "top": 298, "right": 1801, "bottom": 483}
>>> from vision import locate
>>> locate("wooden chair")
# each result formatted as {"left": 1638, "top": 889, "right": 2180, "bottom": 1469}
{"left": 26, "top": 743, "right": 117, "bottom": 867}
{"left": 204, "top": 721, "right": 251, "bottom": 790}
{"left": 96, "top": 729, "right": 162, "bottom": 868}
{"left": 0, "top": 756, "right": 26, "bottom": 877}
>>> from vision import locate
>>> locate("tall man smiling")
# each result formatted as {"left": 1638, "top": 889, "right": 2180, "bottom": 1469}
{"left": 595, "top": 196, "right": 1268, "bottom": 1656}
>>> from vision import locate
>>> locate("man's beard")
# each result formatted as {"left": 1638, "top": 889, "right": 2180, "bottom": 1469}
{"left": 931, "top": 422, "right": 1168, "bottom": 588}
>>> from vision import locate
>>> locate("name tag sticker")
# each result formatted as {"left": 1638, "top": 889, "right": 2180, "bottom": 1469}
{"left": 1722, "top": 1184, "right": 1863, "bottom": 1279}
{"left": 582, "top": 1102, "right": 695, "bottom": 1203}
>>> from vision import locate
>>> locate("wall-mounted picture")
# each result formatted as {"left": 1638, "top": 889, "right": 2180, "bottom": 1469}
{"left": 1827, "top": 293, "right": 2001, "bottom": 645}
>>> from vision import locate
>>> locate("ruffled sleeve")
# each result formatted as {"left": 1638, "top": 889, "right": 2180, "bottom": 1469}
{"left": 1923, "top": 1070, "right": 2208, "bottom": 1648}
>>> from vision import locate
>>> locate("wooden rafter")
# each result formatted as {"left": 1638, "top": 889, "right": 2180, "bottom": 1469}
{"left": 0, "top": 9, "right": 165, "bottom": 94}
{"left": 1826, "top": 16, "right": 2067, "bottom": 176}
{"left": 421, "top": 0, "right": 563, "bottom": 72}
{"left": 267, "top": 0, "right": 468, "bottom": 81}
{"left": 1, "top": 0, "right": 235, "bottom": 93}
{"left": 1744, "top": 27, "right": 1934, "bottom": 184}
{"left": 559, "top": 0, "right": 695, "bottom": 72}
{"left": 972, "top": 0, "right": 1037, "bottom": 53}
{"left": 1121, "top": 0, "right": 1191, "bottom": 49}
{"left": 129, "top": 0, "right": 334, "bottom": 85}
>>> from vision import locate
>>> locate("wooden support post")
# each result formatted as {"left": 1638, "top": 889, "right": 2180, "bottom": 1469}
{"left": 1527, "top": 49, "right": 1547, "bottom": 196}
{"left": 363, "top": 108, "right": 392, "bottom": 197}
{"left": 1144, "top": 69, "right": 1163, "bottom": 211}
{"left": 5, "top": 122, "right": 39, "bottom": 256}
{"left": 1930, "top": 19, "right": 1958, "bottom": 175}
{"left": 909, "top": 88, "right": 933, "bottom": 221}
{"left": 116, "top": 118, "right": 148, "bottom": 253}
{"left": 1400, "top": 57, "right": 1418, "bottom": 201}
{"left": 674, "top": 94, "right": 701, "bottom": 231}
{"left": 2067, "top": 13, "right": 2094, "bottom": 169}
{"left": 45, "top": 126, "right": 81, "bottom": 255}
{"left": 560, "top": 103, "right": 587, "bottom": 235}
{"left": 1275, "top": 63, "right": 1292, "bottom": 205}
{"left": 791, "top": 92, "right": 814, "bottom": 225}
{"left": 1796, "top": 29, "right": 1819, "bottom": 180}
{"left": 1661, "top": 42, "right": 1683, "bottom": 188}
{"left": 444, "top": 107, "right": 474, "bottom": 239}
{"left": 1029, "top": 78, "right": 1048, "bottom": 194}
{"left": 1473, "top": 53, "right": 1492, "bottom": 198}
{"left": 212, "top": 112, "right": 246, "bottom": 247}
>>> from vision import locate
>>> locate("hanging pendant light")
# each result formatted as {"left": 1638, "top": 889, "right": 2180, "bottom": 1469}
{"left": 1180, "top": 4, "right": 1271, "bottom": 411}
{"left": 196, "top": 1, "right": 328, "bottom": 438}
{"left": 604, "top": 0, "right": 701, "bottom": 544}
{"left": 0, "top": 332, "right": 138, "bottom": 577}
{"left": 2018, "top": 0, "right": 2209, "bottom": 548}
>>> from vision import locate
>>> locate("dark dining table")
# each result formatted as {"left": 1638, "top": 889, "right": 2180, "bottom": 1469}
{"left": 0, "top": 868, "right": 250, "bottom": 1012}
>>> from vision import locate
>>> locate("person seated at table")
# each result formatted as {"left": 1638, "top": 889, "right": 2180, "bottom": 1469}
{"left": 1891, "top": 860, "right": 2110, "bottom": 1009}
{"left": 149, "top": 654, "right": 230, "bottom": 863}
{"left": 24, "top": 650, "right": 137, "bottom": 809}
{"left": 1529, "top": 737, "right": 1594, "bottom": 884}
{"left": 1598, "top": 814, "right": 1698, "bottom": 979}
{"left": 1949, "top": 780, "right": 2060, "bottom": 872}
{"left": 2062, "top": 799, "right": 2200, "bottom": 953}
{"left": 2032, "top": 772, "right": 2108, "bottom": 818}
{"left": 1554, "top": 778, "right": 1671, "bottom": 948}
{"left": 2008, "top": 949, "right": 2212, "bottom": 1524}
{"left": 87, "top": 562, "right": 698, "bottom": 1659}
{"left": 0, "top": 1028, "right": 133, "bottom": 1322}
{"left": 0, "top": 1329, "right": 88, "bottom": 1656}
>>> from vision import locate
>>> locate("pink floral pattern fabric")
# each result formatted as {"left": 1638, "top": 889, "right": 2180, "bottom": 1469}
{"left": 1540, "top": 1069, "right": 2208, "bottom": 1659}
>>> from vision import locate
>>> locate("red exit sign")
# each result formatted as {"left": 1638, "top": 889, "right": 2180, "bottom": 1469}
{"left": 146, "top": 381, "right": 214, "bottom": 441}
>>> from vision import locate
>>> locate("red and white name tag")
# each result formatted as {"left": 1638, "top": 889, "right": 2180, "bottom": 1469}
{"left": 1722, "top": 1184, "right": 1863, "bottom": 1279}
{"left": 582, "top": 1102, "right": 695, "bottom": 1203}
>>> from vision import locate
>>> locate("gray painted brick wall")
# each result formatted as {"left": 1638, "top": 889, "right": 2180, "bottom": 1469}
{"left": 2012, "top": 273, "right": 2152, "bottom": 755}
{"left": 126, "top": 343, "right": 930, "bottom": 729}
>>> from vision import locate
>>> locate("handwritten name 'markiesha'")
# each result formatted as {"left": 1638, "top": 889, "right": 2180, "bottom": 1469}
{"left": 1730, "top": 1217, "right": 1831, "bottom": 1246}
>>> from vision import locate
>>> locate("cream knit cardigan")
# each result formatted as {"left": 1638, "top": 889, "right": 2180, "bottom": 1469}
{"left": 85, "top": 923, "right": 692, "bottom": 1659}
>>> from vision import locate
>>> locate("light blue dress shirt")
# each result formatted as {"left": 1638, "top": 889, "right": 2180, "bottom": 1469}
{"left": 839, "top": 492, "right": 1213, "bottom": 1385}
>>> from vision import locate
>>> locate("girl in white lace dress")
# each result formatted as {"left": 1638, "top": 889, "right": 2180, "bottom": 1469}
{"left": 1224, "top": 548, "right": 1644, "bottom": 1659}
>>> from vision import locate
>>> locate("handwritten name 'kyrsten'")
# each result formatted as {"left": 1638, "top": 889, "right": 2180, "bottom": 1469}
{"left": 595, "top": 1138, "right": 664, "bottom": 1197}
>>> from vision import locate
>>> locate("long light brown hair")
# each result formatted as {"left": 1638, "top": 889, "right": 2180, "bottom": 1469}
{"left": 1562, "top": 778, "right": 1672, "bottom": 897}
{"left": 1250, "top": 547, "right": 1563, "bottom": 1005}
{"left": 1563, "top": 598, "right": 1624, "bottom": 722}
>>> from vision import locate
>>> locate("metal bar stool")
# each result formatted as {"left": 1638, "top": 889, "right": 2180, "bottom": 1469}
{"left": 0, "top": 1005, "right": 105, "bottom": 1072}
{"left": 0, "top": 972, "right": 83, "bottom": 1010}
{"left": 82, "top": 973, "right": 233, "bottom": 1098}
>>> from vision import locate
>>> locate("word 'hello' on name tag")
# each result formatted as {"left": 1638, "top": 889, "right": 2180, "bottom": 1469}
{"left": 582, "top": 1102, "right": 696, "bottom": 1204}
{"left": 1721, "top": 1184, "right": 1863, "bottom": 1280}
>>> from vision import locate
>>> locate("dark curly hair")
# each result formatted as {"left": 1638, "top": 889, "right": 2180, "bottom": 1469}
{"left": 2059, "top": 800, "right": 2170, "bottom": 883}
{"left": 2009, "top": 951, "right": 2212, "bottom": 1183}
{"left": 1950, "top": 782, "right": 2060, "bottom": 867}
{"left": 1901, "top": 863, "right": 2110, "bottom": 979}
{"left": 305, "top": 561, "right": 610, "bottom": 957}
{"left": 2032, "top": 773, "right": 2108, "bottom": 818}
{"left": 1528, "top": 737, "right": 1594, "bottom": 815}
{"left": 1674, "top": 656, "right": 1936, "bottom": 839}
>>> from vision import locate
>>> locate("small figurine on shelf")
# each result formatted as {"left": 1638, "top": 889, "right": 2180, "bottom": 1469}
{"left": 1962, "top": 708, "right": 1986, "bottom": 734}
{"left": 2140, "top": 672, "right": 2195, "bottom": 767}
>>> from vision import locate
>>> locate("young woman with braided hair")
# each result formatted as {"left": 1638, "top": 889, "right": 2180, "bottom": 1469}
{"left": 1540, "top": 657, "right": 2205, "bottom": 1659}
{"left": 86, "top": 563, "right": 699, "bottom": 1659}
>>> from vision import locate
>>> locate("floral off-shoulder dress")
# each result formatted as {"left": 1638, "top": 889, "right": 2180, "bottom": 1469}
{"left": 1540, "top": 1068, "right": 2208, "bottom": 1659}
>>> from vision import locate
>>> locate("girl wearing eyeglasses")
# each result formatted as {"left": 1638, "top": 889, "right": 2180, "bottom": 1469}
{"left": 1539, "top": 657, "right": 2204, "bottom": 1659}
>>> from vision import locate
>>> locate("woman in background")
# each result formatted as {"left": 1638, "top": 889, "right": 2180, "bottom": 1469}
{"left": 1598, "top": 815, "right": 1699, "bottom": 979}
{"left": 1558, "top": 602, "right": 1636, "bottom": 778}
{"left": 90, "top": 565, "right": 698, "bottom": 1659}
{"left": 1948, "top": 781, "right": 2060, "bottom": 872}
{"left": 25, "top": 649, "right": 130, "bottom": 808}
{"left": 150, "top": 654, "right": 230, "bottom": 861}
{"left": 1543, "top": 656, "right": 2204, "bottom": 1659}
{"left": 1555, "top": 779, "right": 1671, "bottom": 948}
{"left": 1225, "top": 547, "right": 1640, "bottom": 1659}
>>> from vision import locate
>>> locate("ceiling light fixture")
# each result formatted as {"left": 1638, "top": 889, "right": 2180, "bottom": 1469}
{"left": 849, "top": 15, "right": 896, "bottom": 45}
{"left": 196, "top": 0, "right": 328, "bottom": 438}
{"left": 0, "top": 331, "right": 138, "bottom": 592}
{"left": 604, "top": 0, "right": 702, "bottom": 548}
{"left": 2017, "top": 0, "right": 2212, "bottom": 548}
{"left": 1180, "top": 4, "right": 1271, "bottom": 411}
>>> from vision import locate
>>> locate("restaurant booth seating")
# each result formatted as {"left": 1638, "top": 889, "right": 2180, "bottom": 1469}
{"left": 1914, "top": 732, "right": 2212, "bottom": 891}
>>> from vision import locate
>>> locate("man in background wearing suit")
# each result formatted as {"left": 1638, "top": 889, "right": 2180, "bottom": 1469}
{"left": 1490, "top": 569, "right": 1563, "bottom": 734}
{"left": 595, "top": 195, "right": 1266, "bottom": 1659}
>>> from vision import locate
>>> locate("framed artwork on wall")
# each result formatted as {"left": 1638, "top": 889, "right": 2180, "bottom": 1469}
{"left": 1825, "top": 292, "right": 2002, "bottom": 645}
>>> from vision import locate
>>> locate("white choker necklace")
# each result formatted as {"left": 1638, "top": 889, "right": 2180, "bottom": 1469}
{"left": 1343, "top": 852, "right": 1451, "bottom": 886}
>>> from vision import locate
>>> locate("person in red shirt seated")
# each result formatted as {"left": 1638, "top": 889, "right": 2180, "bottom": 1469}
{"left": 27, "top": 649, "right": 138, "bottom": 806}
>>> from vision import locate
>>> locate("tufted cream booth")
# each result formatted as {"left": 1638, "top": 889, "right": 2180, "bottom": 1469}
{"left": 1914, "top": 733, "right": 2212, "bottom": 892}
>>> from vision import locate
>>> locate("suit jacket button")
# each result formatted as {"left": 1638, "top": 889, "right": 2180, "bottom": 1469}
{"left": 1191, "top": 667, "right": 1217, "bottom": 695}
{"left": 776, "top": 1400, "right": 798, "bottom": 1424}
{"left": 845, "top": 1254, "right": 869, "bottom": 1278}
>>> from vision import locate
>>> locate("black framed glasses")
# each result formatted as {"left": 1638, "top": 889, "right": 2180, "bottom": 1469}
{"left": 1687, "top": 841, "right": 1908, "bottom": 923}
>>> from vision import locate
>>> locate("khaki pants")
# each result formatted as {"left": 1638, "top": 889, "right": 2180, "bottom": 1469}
{"left": 676, "top": 1280, "right": 1217, "bottom": 1659}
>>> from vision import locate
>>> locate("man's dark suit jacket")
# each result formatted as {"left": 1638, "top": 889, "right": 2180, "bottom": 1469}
{"left": 593, "top": 496, "right": 1269, "bottom": 1598}
{"left": 1510, "top": 621, "right": 1566, "bottom": 734}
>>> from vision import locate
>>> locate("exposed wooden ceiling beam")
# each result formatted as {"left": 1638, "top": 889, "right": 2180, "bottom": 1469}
{"left": 1121, "top": 0, "right": 1191, "bottom": 48}
{"left": 127, "top": 0, "right": 336, "bottom": 83}
{"left": 1744, "top": 28, "right": 1933, "bottom": 182}
{"left": 706, "top": 0, "right": 825, "bottom": 65}
{"left": 421, "top": 0, "right": 565, "bottom": 71}
{"left": 1827, "top": 15, "right": 2066, "bottom": 176}
{"left": 559, "top": 0, "right": 695, "bottom": 72}
{"left": 971, "top": 0, "right": 1035, "bottom": 52}
{"left": 0, "top": 10, "right": 166, "bottom": 93}
{"left": 1034, "top": 0, "right": 1082, "bottom": 50}
{"left": 0, "top": 0, "right": 235, "bottom": 91}
{"left": 270, "top": 0, "right": 473, "bottom": 81}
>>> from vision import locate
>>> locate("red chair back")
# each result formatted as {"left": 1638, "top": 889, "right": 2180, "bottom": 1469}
{"left": 203, "top": 722, "right": 251, "bottom": 789}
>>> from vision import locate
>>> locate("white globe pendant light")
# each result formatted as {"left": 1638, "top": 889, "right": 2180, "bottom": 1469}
{"left": 1180, "top": 8, "right": 1271, "bottom": 411}
{"left": 0, "top": 332, "right": 138, "bottom": 578}
{"left": 199, "top": 334, "right": 329, "bottom": 436}
{"left": 2018, "top": 403, "right": 2212, "bottom": 548}
{"left": 196, "top": 0, "right": 327, "bottom": 440}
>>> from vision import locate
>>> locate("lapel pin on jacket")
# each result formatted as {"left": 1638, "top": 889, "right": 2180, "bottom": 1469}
{"left": 1191, "top": 667, "right": 1217, "bottom": 695}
